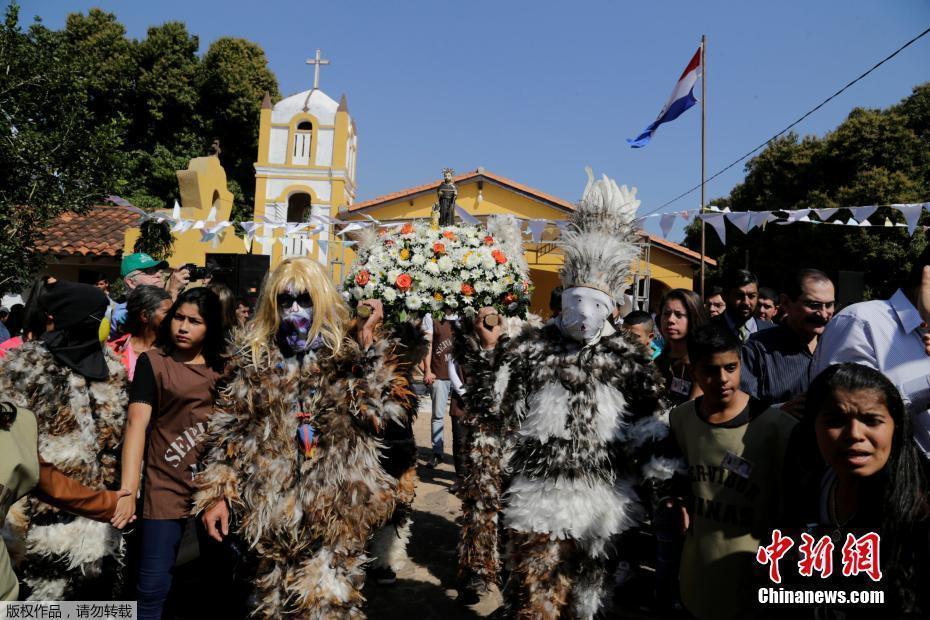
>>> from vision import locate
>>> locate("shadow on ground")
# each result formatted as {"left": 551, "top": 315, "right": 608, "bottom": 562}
{"left": 365, "top": 509, "right": 483, "bottom": 619}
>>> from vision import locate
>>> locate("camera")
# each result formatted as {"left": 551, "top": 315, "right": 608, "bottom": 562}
{"left": 180, "top": 263, "right": 211, "bottom": 281}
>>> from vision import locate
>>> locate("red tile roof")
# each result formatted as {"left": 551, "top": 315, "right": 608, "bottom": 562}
{"left": 36, "top": 205, "right": 139, "bottom": 257}
{"left": 350, "top": 168, "right": 714, "bottom": 266}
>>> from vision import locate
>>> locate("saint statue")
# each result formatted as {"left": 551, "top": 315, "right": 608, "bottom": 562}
{"left": 433, "top": 168, "right": 457, "bottom": 227}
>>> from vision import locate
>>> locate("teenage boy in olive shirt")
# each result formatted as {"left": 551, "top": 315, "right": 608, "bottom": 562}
{"left": 663, "top": 323, "right": 796, "bottom": 620}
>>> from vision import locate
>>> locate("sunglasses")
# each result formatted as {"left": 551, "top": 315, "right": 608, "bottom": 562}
{"left": 801, "top": 300, "right": 835, "bottom": 312}
{"left": 277, "top": 292, "right": 313, "bottom": 308}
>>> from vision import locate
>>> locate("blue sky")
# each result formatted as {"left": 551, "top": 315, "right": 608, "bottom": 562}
{"left": 18, "top": 1, "right": 930, "bottom": 240}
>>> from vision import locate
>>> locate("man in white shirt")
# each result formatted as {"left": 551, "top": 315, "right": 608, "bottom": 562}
{"left": 814, "top": 252, "right": 930, "bottom": 455}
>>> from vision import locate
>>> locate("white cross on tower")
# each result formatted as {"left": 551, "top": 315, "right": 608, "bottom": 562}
{"left": 306, "top": 49, "right": 330, "bottom": 91}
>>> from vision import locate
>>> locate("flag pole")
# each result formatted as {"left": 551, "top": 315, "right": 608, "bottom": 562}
{"left": 699, "top": 34, "right": 707, "bottom": 298}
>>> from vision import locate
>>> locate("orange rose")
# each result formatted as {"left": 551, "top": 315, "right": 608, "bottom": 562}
{"left": 433, "top": 242, "right": 446, "bottom": 255}
{"left": 461, "top": 283, "right": 474, "bottom": 296}
{"left": 442, "top": 230, "right": 456, "bottom": 240}
{"left": 492, "top": 249, "right": 507, "bottom": 264}
{"left": 483, "top": 235, "right": 494, "bottom": 246}
{"left": 400, "top": 222, "right": 414, "bottom": 235}
{"left": 395, "top": 273, "right": 413, "bottom": 291}
{"left": 503, "top": 292, "right": 516, "bottom": 304}
{"left": 355, "top": 270, "right": 370, "bottom": 286}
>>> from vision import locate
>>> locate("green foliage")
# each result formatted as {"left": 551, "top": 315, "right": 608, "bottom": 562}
{"left": 0, "top": 3, "right": 126, "bottom": 293}
{"left": 685, "top": 84, "right": 930, "bottom": 299}
{"left": 0, "top": 5, "right": 282, "bottom": 293}
{"left": 133, "top": 220, "right": 174, "bottom": 260}
{"left": 199, "top": 37, "right": 281, "bottom": 212}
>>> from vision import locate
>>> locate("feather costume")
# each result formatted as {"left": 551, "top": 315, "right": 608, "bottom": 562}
{"left": 456, "top": 171, "right": 681, "bottom": 618}
{"left": 193, "top": 328, "right": 418, "bottom": 619}
{"left": 0, "top": 342, "right": 127, "bottom": 600}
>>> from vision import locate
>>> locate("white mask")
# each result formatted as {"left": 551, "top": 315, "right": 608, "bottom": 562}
{"left": 559, "top": 287, "right": 615, "bottom": 345}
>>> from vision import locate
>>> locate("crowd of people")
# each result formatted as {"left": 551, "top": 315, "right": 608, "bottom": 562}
{"left": 2, "top": 214, "right": 930, "bottom": 620}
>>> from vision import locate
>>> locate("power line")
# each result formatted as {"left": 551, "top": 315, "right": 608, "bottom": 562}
{"left": 640, "top": 24, "right": 930, "bottom": 218}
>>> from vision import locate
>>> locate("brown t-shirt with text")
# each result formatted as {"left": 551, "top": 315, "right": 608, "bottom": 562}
{"left": 129, "top": 349, "right": 222, "bottom": 520}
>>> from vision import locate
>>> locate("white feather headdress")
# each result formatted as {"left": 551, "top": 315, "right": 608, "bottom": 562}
{"left": 559, "top": 168, "right": 642, "bottom": 301}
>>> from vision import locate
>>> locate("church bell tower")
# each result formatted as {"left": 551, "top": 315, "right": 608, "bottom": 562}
{"left": 252, "top": 49, "right": 358, "bottom": 267}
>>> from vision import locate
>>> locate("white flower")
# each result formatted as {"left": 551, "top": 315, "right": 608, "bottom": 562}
{"left": 382, "top": 288, "right": 397, "bottom": 303}
{"left": 351, "top": 286, "right": 364, "bottom": 300}
{"left": 425, "top": 261, "right": 440, "bottom": 275}
{"left": 411, "top": 253, "right": 426, "bottom": 266}
{"left": 387, "top": 269, "right": 402, "bottom": 284}
{"left": 405, "top": 295, "right": 423, "bottom": 310}
{"left": 438, "top": 255, "right": 454, "bottom": 272}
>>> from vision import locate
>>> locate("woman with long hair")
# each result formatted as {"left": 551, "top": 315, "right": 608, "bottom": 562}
{"left": 112, "top": 287, "right": 226, "bottom": 620}
{"left": 655, "top": 288, "right": 709, "bottom": 405}
{"left": 788, "top": 363, "right": 929, "bottom": 616}
{"left": 193, "top": 257, "right": 421, "bottom": 618}
{"left": 107, "top": 285, "right": 172, "bottom": 380}
{"left": 206, "top": 282, "right": 238, "bottom": 338}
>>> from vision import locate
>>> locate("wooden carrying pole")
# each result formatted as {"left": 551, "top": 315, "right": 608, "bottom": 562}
{"left": 699, "top": 34, "right": 707, "bottom": 297}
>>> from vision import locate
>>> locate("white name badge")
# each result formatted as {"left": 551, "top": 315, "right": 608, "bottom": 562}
{"left": 670, "top": 376, "right": 692, "bottom": 397}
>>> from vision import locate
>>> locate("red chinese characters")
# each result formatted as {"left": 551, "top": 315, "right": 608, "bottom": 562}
{"left": 797, "top": 533, "right": 834, "bottom": 578}
{"left": 757, "top": 530, "right": 883, "bottom": 583}
{"left": 841, "top": 532, "right": 882, "bottom": 582}
{"left": 756, "top": 529, "right": 794, "bottom": 584}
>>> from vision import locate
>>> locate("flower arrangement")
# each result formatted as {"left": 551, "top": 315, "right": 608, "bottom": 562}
{"left": 344, "top": 220, "right": 533, "bottom": 323}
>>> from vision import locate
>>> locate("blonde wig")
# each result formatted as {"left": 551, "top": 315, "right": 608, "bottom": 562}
{"left": 247, "top": 258, "right": 350, "bottom": 362}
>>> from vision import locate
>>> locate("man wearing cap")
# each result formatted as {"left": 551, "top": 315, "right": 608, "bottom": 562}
{"left": 0, "top": 280, "right": 128, "bottom": 599}
{"left": 112, "top": 253, "right": 188, "bottom": 336}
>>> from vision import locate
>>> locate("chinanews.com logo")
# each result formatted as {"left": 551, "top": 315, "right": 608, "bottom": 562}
{"left": 755, "top": 529, "right": 885, "bottom": 606}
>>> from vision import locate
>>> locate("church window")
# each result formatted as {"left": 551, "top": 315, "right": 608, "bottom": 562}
{"left": 293, "top": 121, "right": 312, "bottom": 164}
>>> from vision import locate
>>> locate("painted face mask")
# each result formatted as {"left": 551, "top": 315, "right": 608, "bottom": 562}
{"left": 276, "top": 289, "right": 320, "bottom": 353}
{"left": 559, "top": 286, "right": 614, "bottom": 345}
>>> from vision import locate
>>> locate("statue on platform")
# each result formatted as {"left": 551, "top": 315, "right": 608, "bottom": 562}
{"left": 433, "top": 168, "right": 458, "bottom": 227}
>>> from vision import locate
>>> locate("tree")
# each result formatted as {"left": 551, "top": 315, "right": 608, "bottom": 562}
{"left": 685, "top": 84, "right": 930, "bottom": 299}
{"left": 62, "top": 8, "right": 136, "bottom": 125}
{"left": 0, "top": 4, "right": 125, "bottom": 293}
{"left": 199, "top": 37, "right": 280, "bottom": 223}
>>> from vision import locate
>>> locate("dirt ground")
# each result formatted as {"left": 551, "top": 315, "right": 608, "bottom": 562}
{"left": 363, "top": 400, "right": 503, "bottom": 619}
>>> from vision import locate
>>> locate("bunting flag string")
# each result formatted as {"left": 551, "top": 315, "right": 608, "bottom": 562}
{"left": 119, "top": 200, "right": 930, "bottom": 247}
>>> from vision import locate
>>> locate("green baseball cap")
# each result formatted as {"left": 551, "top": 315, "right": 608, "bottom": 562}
{"left": 121, "top": 252, "right": 168, "bottom": 277}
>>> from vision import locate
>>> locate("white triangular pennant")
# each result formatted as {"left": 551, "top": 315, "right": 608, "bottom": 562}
{"left": 850, "top": 205, "right": 878, "bottom": 224}
{"left": 895, "top": 204, "right": 925, "bottom": 236}
{"left": 286, "top": 222, "right": 309, "bottom": 236}
{"left": 172, "top": 200, "right": 181, "bottom": 221}
{"left": 679, "top": 210, "right": 694, "bottom": 223}
{"left": 318, "top": 239, "right": 329, "bottom": 258}
{"left": 206, "top": 206, "right": 217, "bottom": 222}
{"left": 527, "top": 220, "right": 547, "bottom": 243}
{"left": 659, "top": 214, "right": 676, "bottom": 238}
{"left": 786, "top": 209, "right": 811, "bottom": 223}
{"left": 813, "top": 208, "right": 839, "bottom": 222}
{"left": 749, "top": 211, "right": 772, "bottom": 230}
{"left": 726, "top": 212, "right": 753, "bottom": 234}
{"left": 700, "top": 213, "right": 726, "bottom": 245}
